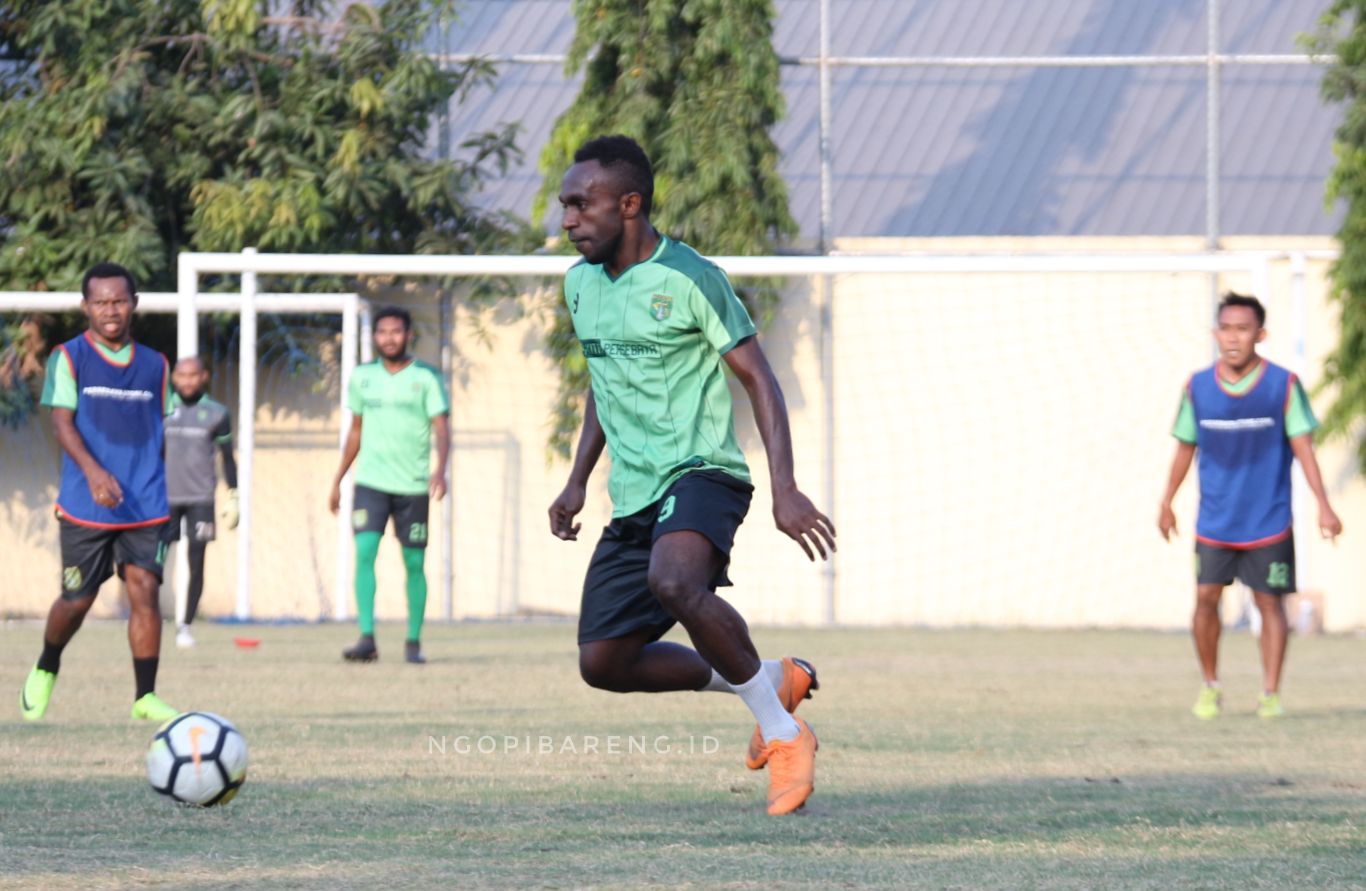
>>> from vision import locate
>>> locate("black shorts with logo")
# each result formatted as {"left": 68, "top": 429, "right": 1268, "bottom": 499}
{"left": 58, "top": 517, "right": 169, "bottom": 601}
{"left": 1196, "top": 535, "right": 1296, "bottom": 595}
{"left": 577, "top": 469, "right": 754, "bottom": 645}
{"left": 352, "top": 484, "right": 430, "bottom": 549}
{"left": 166, "top": 502, "right": 216, "bottom": 543}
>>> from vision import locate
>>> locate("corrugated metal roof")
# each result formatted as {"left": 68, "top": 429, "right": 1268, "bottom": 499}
{"left": 439, "top": 0, "right": 571, "bottom": 54}
{"left": 823, "top": 0, "right": 1204, "bottom": 57}
{"left": 439, "top": 0, "right": 1341, "bottom": 239}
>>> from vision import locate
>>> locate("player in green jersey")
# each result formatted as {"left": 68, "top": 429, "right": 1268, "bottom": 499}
{"left": 330, "top": 307, "right": 450, "bottom": 664}
{"left": 548, "top": 136, "right": 836, "bottom": 816}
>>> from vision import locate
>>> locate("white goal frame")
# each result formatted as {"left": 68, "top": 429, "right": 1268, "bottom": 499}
{"left": 170, "top": 247, "right": 1331, "bottom": 624}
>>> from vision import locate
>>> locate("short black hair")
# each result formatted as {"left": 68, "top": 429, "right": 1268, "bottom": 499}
{"left": 1218, "top": 292, "right": 1266, "bottom": 327}
{"left": 81, "top": 262, "right": 137, "bottom": 301}
{"left": 573, "top": 135, "right": 654, "bottom": 216}
{"left": 374, "top": 306, "right": 412, "bottom": 331}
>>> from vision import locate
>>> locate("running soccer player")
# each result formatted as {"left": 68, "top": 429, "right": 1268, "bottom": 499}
{"left": 21, "top": 262, "right": 180, "bottom": 723}
{"left": 548, "top": 136, "right": 835, "bottom": 816}
{"left": 329, "top": 307, "right": 450, "bottom": 664}
{"left": 1159, "top": 292, "right": 1342, "bottom": 719}
{"left": 164, "top": 356, "right": 239, "bottom": 648}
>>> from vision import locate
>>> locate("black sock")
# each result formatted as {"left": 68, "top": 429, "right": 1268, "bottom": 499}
{"left": 37, "top": 639, "right": 64, "bottom": 675}
{"left": 185, "top": 541, "right": 206, "bottom": 624}
{"left": 133, "top": 657, "right": 158, "bottom": 700}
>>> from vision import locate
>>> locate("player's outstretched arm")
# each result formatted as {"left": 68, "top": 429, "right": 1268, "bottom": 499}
{"left": 329, "top": 414, "right": 363, "bottom": 515}
{"left": 723, "top": 337, "right": 836, "bottom": 561}
{"left": 52, "top": 406, "right": 122, "bottom": 508}
{"left": 1158, "top": 441, "right": 1196, "bottom": 541}
{"left": 430, "top": 413, "right": 450, "bottom": 501}
{"left": 1289, "top": 434, "right": 1343, "bottom": 540}
{"left": 549, "top": 391, "right": 605, "bottom": 541}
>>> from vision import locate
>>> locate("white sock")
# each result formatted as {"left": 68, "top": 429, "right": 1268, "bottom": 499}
{"left": 732, "top": 667, "right": 800, "bottom": 743}
{"left": 702, "top": 659, "right": 784, "bottom": 693}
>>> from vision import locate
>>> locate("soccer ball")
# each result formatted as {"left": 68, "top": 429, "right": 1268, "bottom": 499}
{"left": 146, "top": 711, "right": 249, "bottom": 806}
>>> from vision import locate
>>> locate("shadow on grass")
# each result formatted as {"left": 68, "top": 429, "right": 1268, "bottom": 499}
{"left": 3, "top": 768, "right": 1362, "bottom": 845}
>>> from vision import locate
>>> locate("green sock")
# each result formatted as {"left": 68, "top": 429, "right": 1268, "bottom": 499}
{"left": 354, "top": 532, "right": 381, "bottom": 636}
{"left": 402, "top": 546, "right": 427, "bottom": 642}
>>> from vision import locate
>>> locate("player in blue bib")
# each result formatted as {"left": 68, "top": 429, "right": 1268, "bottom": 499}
{"left": 1158, "top": 293, "right": 1342, "bottom": 720}
{"left": 20, "top": 263, "right": 180, "bottom": 724}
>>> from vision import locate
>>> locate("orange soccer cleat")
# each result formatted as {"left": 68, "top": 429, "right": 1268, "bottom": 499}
{"left": 745, "top": 657, "right": 818, "bottom": 770}
{"left": 763, "top": 716, "right": 818, "bottom": 816}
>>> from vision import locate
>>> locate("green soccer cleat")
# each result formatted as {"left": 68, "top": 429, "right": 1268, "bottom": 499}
{"left": 131, "top": 692, "right": 180, "bottom": 723}
{"left": 1192, "top": 685, "right": 1222, "bottom": 720}
{"left": 1257, "top": 693, "right": 1285, "bottom": 719}
{"left": 20, "top": 665, "right": 56, "bottom": 721}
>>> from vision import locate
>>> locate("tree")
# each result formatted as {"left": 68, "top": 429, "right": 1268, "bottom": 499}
{"left": 1311, "top": 2, "right": 1366, "bottom": 472}
{"left": 534, "top": 0, "right": 796, "bottom": 457}
{"left": 0, "top": 0, "right": 533, "bottom": 426}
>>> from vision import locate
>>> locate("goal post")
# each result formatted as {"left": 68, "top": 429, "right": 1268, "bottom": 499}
{"left": 7, "top": 246, "right": 1339, "bottom": 628}
{"left": 171, "top": 248, "right": 1296, "bottom": 628}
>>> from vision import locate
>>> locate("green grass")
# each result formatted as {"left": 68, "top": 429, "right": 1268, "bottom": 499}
{"left": 1, "top": 622, "right": 1364, "bottom": 889}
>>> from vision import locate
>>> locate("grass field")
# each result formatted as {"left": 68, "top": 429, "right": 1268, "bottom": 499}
{"left": 1, "top": 621, "right": 1364, "bottom": 890}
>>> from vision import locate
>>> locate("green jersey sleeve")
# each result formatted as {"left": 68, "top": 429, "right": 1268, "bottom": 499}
{"left": 1285, "top": 377, "right": 1319, "bottom": 439}
{"left": 1172, "top": 388, "right": 1197, "bottom": 444}
{"left": 689, "top": 265, "right": 756, "bottom": 355}
{"left": 161, "top": 354, "right": 173, "bottom": 416}
{"left": 40, "top": 349, "right": 78, "bottom": 410}
{"left": 423, "top": 366, "right": 450, "bottom": 418}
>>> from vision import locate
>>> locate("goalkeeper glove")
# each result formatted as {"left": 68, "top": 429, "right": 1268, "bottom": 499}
{"left": 222, "top": 489, "right": 240, "bottom": 530}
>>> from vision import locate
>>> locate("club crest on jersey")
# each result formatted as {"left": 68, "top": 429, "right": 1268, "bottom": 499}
{"left": 650, "top": 294, "right": 673, "bottom": 321}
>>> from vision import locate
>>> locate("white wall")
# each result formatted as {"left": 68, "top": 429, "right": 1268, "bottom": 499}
{"left": 2, "top": 238, "right": 1361, "bottom": 630}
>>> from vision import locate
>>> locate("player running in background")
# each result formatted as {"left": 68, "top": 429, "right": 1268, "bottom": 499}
{"left": 1159, "top": 292, "right": 1342, "bottom": 719}
{"left": 21, "top": 262, "right": 180, "bottom": 723}
{"left": 548, "top": 136, "right": 835, "bottom": 816}
{"left": 164, "top": 356, "right": 239, "bottom": 649}
{"left": 330, "top": 307, "right": 450, "bottom": 665}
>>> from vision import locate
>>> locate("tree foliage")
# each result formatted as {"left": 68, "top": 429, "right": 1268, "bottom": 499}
{"left": 534, "top": 0, "right": 796, "bottom": 458}
{"left": 1311, "top": 1, "right": 1366, "bottom": 472}
{"left": 0, "top": 0, "right": 532, "bottom": 426}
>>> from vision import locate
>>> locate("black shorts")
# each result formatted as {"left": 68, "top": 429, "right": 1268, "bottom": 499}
{"left": 577, "top": 470, "right": 753, "bottom": 645}
{"left": 352, "top": 484, "right": 430, "bottom": 549}
{"left": 58, "top": 518, "right": 169, "bottom": 601}
{"left": 166, "top": 502, "right": 216, "bottom": 543}
{"left": 1196, "top": 536, "right": 1296, "bottom": 595}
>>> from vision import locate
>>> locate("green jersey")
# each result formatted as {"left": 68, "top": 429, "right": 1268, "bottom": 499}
{"left": 347, "top": 359, "right": 449, "bottom": 496}
{"left": 564, "top": 235, "right": 757, "bottom": 516}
